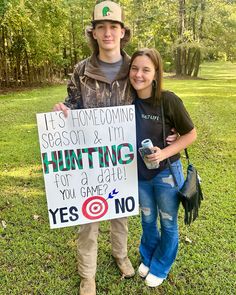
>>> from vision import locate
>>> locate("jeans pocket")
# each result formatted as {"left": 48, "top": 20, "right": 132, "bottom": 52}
{"left": 170, "top": 160, "right": 184, "bottom": 188}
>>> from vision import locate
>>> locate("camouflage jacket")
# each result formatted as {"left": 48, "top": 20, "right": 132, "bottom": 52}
{"left": 65, "top": 51, "right": 135, "bottom": 109}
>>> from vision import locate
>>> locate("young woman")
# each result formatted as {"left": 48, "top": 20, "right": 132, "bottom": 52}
{"left": 129, "top": 48, "right": 197, "bottom": 287}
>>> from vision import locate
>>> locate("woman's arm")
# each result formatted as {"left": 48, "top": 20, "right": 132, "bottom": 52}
{"left": 146, "top": 128, "right": 197, "bottom": 163}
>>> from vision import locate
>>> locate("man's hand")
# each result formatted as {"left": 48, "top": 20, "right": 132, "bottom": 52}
{"left": 52, "top": 102, "right": 69, "bottom": 117}
{"left": 166, "top": 128, "right": 179, "bottom": 145}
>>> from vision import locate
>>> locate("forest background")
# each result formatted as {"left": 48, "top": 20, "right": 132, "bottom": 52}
{"left": 1, "top": 0, "right": 236, "bottom": 88}
{"left": 1, "top": 1, "right": 236, "bottom": 294}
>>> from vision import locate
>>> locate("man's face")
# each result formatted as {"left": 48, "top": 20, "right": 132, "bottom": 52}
{"left": 92, "top": 21, "right": 125, "bottom": 52}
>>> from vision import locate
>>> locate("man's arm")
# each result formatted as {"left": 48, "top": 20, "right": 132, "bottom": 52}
{"left": 52, "top": 63, "right": 84, "bottom": 116}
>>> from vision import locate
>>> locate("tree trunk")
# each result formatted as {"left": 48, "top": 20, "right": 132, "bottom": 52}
{"left": 176, "top": 48, "right": 182, "bottom": 75}
{"left": 193, "top": 49, "right": 201, "bottom": 77}
{"left": 24, "top": 48, "right": 31, "bottom": 84}
{"left": 187, "top": 49, "right": 197, "bottom": 76}
{"left": 1, "top": 27, "right": 9, "bottom": 86}
{"left": 176, "top": 0, "right": 185, "bottom": 75}
{"left": 63, "top": 44, "right": 67, "bottom": 77}
{"left": 183, "top": 48, "right": 187, "bottom": 75}
{"left": 186, "top": 48, "right": 192, "bottom": 75}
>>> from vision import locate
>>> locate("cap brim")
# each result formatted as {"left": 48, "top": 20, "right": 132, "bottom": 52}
{"left": 91, "top": 20, "right": 124, "bottom": 26}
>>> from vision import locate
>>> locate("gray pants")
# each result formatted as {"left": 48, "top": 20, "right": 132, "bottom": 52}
{"left": 77, "top": 217, "right": 128, "bottom": 278}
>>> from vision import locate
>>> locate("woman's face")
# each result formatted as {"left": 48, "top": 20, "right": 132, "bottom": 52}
{"left": 129, "top": 55, "right": 156, "bottom": 99}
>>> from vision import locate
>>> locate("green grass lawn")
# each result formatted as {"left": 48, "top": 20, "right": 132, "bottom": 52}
{"left": 0, "top": 61, "right": 236, "bottom": 294}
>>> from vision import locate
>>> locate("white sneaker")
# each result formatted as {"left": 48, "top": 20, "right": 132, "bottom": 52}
{"left": 145, "top": 273, "right": 164, "bottom": 287}
{"left": 138, "top": 263, "right": 149, "bottom": 278}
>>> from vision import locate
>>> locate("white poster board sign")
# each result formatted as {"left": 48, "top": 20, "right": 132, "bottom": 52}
{"left": 36, "top": 105, "right": 139, "bottom": 229}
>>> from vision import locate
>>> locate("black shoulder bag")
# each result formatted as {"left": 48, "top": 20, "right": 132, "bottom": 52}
{"left": 161, "top": 100, "right": 203, "bottom": 225}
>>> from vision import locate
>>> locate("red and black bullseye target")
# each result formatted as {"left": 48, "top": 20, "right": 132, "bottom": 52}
{"left": 82, "top": 196, "right": 108, "bottom": 220}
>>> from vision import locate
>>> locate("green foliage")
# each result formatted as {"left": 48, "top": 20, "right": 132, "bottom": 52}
{"left": 0, "top": 0, "right": 236, "bottom": 86}
{"left": 123, "top": 0, "right": 236, "bottom": 76}
{"left": 0, "top": 62, "right": 236, "bottom": 294}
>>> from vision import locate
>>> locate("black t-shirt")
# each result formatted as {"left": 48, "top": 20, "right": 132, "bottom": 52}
{"left": 135, "top": 90, "right": 194, "bottom": 180}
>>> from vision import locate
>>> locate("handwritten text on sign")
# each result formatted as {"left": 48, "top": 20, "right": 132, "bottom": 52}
{"left": 36, "top": 106, "right": 139, "bottom": 229}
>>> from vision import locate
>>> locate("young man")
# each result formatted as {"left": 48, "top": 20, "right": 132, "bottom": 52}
{"left": 53, "top": 2, "right": 135, "bottom": 295}
{"left": 53, "top": 1, "right": 177, "bottom": 294}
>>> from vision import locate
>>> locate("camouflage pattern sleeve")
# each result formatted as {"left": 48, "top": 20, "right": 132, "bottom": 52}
{"left": 64, "top": 62, "right": 84, "bottom": 110}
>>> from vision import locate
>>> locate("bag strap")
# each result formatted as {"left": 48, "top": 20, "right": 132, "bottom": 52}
{"left": 160, "top": 98, "right": 190, "bottom": 186}
{"left": 183, "top": 146, "right": 190, "bottom": 166}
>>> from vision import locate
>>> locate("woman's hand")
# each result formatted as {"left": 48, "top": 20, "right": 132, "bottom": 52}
{"left": 145, "top": 146, "right": 167, "bottom": 164}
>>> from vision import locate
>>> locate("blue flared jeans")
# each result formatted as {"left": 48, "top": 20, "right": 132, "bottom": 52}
{"left": 138, "top": 160, "right": 184, "bottom": 279}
